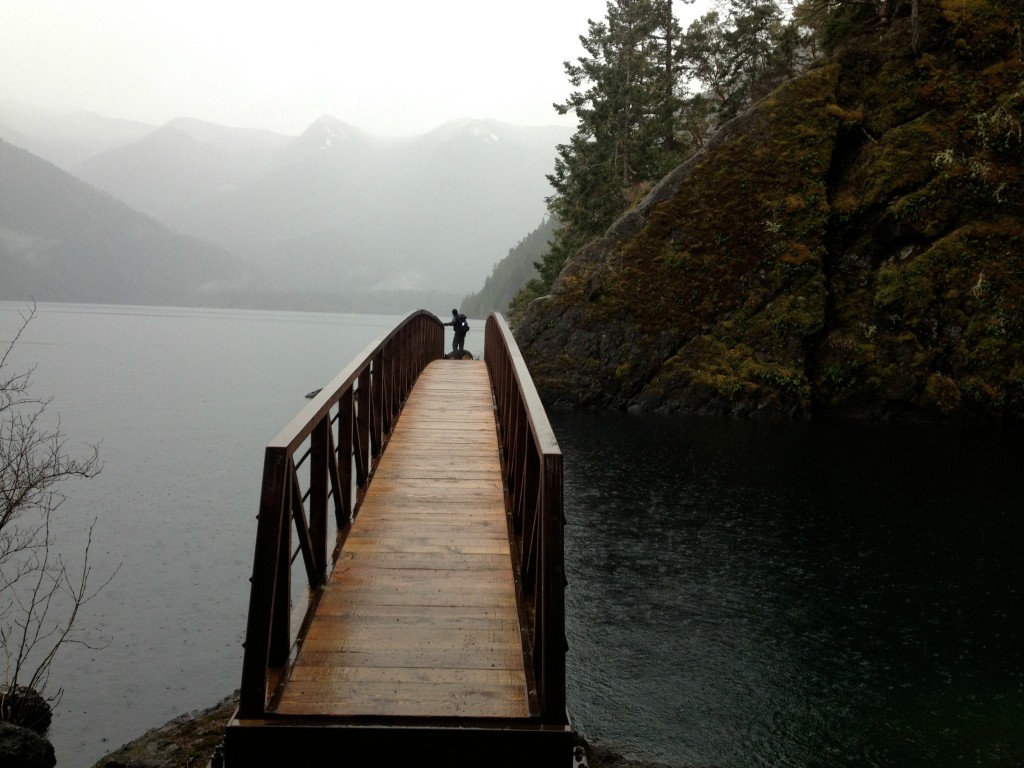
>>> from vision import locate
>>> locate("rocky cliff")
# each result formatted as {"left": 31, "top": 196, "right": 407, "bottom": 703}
{"left": 515, "top": 0, "right": 1024, "bottom": 422}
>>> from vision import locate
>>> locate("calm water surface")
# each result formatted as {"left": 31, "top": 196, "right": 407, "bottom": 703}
{"left": 555, "top": 411, "right": 1023, "bottom": 767}
{"left": 1, "top": 302, "right": 1021, "bottom": 767}
{"left": 0, "top": 302, "right": 405, "bottom": 767}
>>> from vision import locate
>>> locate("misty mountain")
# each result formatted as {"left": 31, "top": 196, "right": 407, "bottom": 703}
{"left": 69, "top": 114, "right": 571, "bottom": 296}
{"left": 168, "top": 116, "right": 385, "bottom": 251}
{"left": 0, "top": 138, "right": 251, "bottom": 305}
{"left": 0, "top": 100, "right": 155, "bottom": 169}
{"left": 74, "top": 120, "right": 289, "bottom": 220}
{"left": 167, "top": 117, "right": 291, "bottom": 154}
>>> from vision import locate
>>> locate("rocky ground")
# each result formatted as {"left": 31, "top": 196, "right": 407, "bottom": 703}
{"left": 89, "top": 693, "right": 675, "bottom": 768}
{"left": 90, "top": 695, "right": 237, "bottom": 768}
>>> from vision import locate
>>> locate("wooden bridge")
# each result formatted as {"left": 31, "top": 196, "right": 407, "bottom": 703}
{"left": 222, "top": 312, "right": 574, "bottom": 767}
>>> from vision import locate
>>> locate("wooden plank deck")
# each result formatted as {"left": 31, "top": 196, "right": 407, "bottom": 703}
{"left": 273, "top": 360, "right": 528, "bottom": 719}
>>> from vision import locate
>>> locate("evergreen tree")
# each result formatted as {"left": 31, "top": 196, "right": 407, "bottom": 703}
{"left": 788, "top": 0, "right": 895, "bottom": 55}
{"left": 510, "top": 0, "right": 810, "bottom": 324}
{"left": 725, "top": 0, "right": 788, "bottom": 105}
{"left": 679, "top": 12, "right": 738, "bottom": 116}
{"left": 528, "top": 0, "right": 684, "bottom": 304}
{"left": 679, "top": 0, "right": 794, "bottom": 124}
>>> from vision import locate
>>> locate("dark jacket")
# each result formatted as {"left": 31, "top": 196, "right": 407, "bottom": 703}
{"left": 447, "top": 313, "right": 469, "bottom": 335}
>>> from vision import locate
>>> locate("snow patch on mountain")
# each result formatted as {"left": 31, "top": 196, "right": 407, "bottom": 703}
{"left": 469, "top": 123, "right": 499, "bottom": 144}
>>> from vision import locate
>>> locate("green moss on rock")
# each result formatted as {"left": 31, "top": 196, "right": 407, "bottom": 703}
{"left": 516, "top": 0, "right": 1024, "bottom": 422}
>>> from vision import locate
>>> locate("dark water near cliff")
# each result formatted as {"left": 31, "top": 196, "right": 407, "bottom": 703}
{"left": 2, "top": 302, "right": 1021, "bottom": 767}
{"left": 555, "top": 411, "right": 1024, "bottom": 767}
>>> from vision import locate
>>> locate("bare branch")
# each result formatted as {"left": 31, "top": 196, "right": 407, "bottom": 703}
{"left": 1, "top": 302, "right": 116, "bottom": 718}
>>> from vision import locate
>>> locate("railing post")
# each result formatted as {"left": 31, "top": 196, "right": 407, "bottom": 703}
{"left": 371, "top": 351, "right": 383, "bottom": 457}
{"left": 355, "top": 371, "right": 370, "bottom": 487}
{"left": 310, "top": 417, "right": 329, "bottom": 584}
{"left": 538, "top": 452, "right": 566, "bottom": 721}
{"left": 520, "top": 438, "right": 540, "bottom": 589}
{"left": 270, "top": 469, "right": 293, "bottom": 666}
{"left": 238, "top": 447, "right": 288, "bottom": 717}
{"left": 512, "top": 398, "right": 529, "bottom": 530}
{"left": 337, "top": 388, "right": 353, "bottom": 524}
{"left": 405, "top": 322, "right": 414, "bottom": 395}
{"left": 381, "top": 344, "right": 394, "bottom": 436}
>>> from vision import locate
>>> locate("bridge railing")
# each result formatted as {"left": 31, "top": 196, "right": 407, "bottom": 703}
{"left": 484, "top": 314, "right": 567, "bottom": 725}
{"left": 238, "top": 310, "right": 444, "bottom": 717}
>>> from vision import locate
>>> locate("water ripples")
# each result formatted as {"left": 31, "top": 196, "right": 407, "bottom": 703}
{"left": 554, "top": 410, "right": 1024, "bottom": 767}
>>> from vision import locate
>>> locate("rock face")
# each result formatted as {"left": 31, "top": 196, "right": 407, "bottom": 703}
{"left": 1, "top": 686, "right": 52, "bottom": 734}
{"left": 0, "top": 721, "right": 56, "bottom": 768}
{"left": 91, "top": 694, "right": 236, "bottom": 768}
{"left": 516, "top": 0, "right": 1024, "bottom": 422}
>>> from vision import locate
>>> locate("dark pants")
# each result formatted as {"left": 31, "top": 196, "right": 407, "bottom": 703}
{"left": 453, "top": 332, "right": 466, "bottom": 352}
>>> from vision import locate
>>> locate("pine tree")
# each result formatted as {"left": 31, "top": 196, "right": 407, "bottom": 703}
{"left": 510, "top": 0, "right": 806, "bottom": 324}
{"left": 724, "top": 0, "right": 790, "bottom": 105}
{"left": 528, "top": 0, "right": 683, "bottom": 305}
{"left": 679, "top": 0, "right": 793, "bottom": 125}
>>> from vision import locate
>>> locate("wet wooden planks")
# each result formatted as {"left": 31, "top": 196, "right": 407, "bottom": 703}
{"left": 274, "top": 360, "right": 528, "bottom": 719}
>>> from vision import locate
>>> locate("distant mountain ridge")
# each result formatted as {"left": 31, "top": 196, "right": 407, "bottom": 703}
{"left": 0, "top": 103, "right": 570, "bottom": 305}
{"left": 0, "top": 100, "right": 155, "bottom": 168}
{"left": 75, "top": 115, "right": 569, "bottom": 296}
{"left": 0, "top": 138, "right": 249, "bottom": 306}
{"left": 73, "top": 122, "right": 286, "bottom": 220}
{"left": 0, "top": 102, "right": 572, "bottom": 311}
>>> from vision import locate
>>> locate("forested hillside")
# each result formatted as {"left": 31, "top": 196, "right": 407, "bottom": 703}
{"left": 515, "top": 0, "right": 1024, "bottom": 423}
{"left": 460, "top": 216, "right": 556, "bottom": 318}
{"left": 0, "top": 139, "right": 249, "bottom": 306}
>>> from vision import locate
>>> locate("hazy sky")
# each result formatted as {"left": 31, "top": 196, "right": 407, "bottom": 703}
{"left": 1, "top": 0, "right": 715, "bottom": 137}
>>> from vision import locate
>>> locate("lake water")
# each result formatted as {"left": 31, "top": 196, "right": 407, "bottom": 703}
{"left": 555, "top": 411, "right": 1023, "bottom": 766}
{"left": 1, "top": 302, "right": 1021, "bottom": 767}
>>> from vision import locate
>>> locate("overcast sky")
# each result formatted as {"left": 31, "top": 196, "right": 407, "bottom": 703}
{"left": 1, "top": 0, "right": 715, "bottom": 137}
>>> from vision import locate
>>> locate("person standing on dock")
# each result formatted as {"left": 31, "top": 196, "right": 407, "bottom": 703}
{"left": 443, "top": 308, "right": 470, "bottom": 355}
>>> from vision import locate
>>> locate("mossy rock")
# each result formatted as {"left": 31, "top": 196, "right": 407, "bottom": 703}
{"left": 0, "top": 687, "right": 52, "bottom": 735}
{"left": 516, "top": 0, "right": 1024, "bottom": 423}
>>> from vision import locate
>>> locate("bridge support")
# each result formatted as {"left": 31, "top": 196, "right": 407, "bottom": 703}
{"left": 223, "top": 717, "right": 576, "bottom": 767}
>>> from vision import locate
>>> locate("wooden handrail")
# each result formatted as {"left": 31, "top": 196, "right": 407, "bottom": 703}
{"left": 238, "top": 310, "right": 444, "bottom": 717}
{"left": 484, "top": 314, "right": 567, "bottom": 725}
